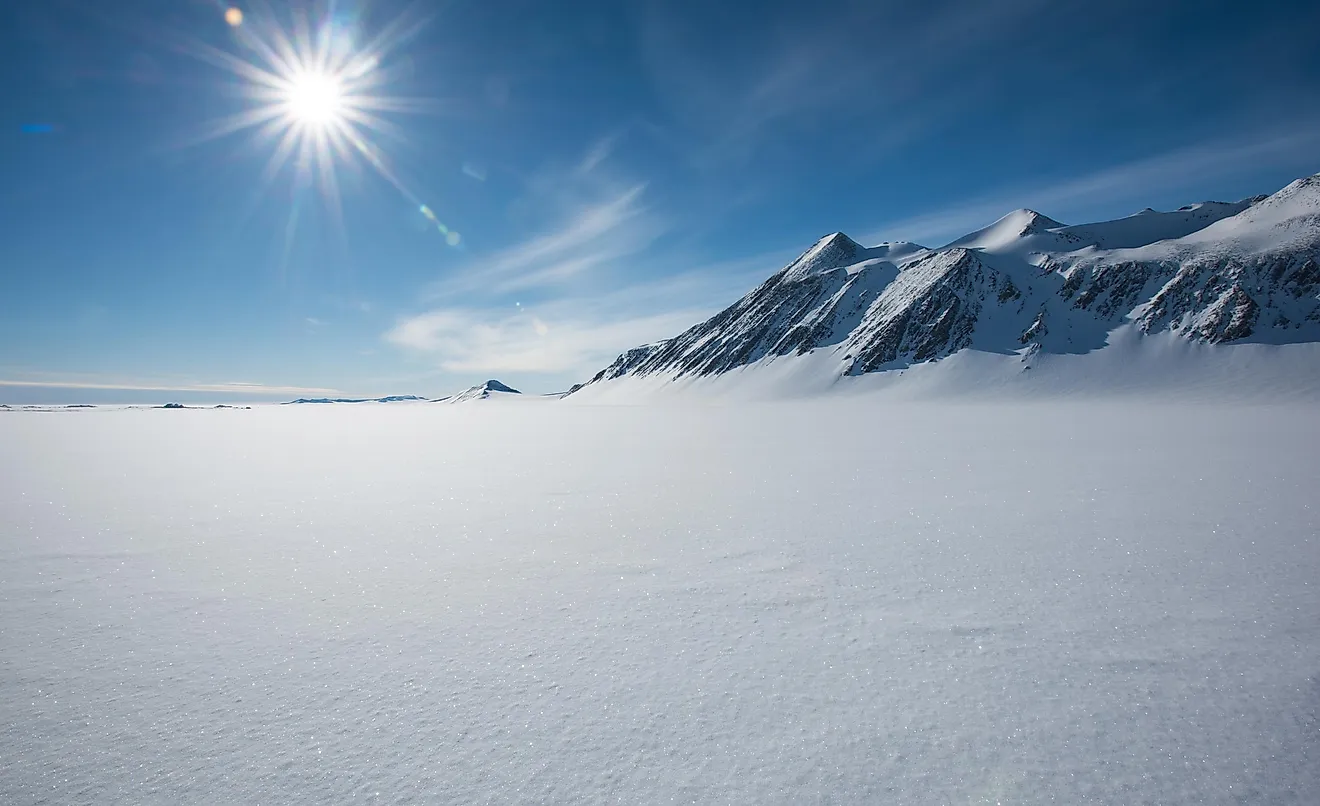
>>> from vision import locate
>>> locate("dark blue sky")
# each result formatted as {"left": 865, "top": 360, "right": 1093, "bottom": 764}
{"left": 3, "top": 0, "right": 1319, "bottom": 401}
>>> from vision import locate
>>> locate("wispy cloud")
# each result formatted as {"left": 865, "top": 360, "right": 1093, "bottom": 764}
{"left": 575, "top": 132, "right": 620, "bottom": 176}
{"left": 387, "top": 247, "right": 786, "bottom": 379}
{"left": 0, "top": 379, "right": 340, "bottom": 395}
{"left": 638, "top": 0, "right": 1052, "bottom": 168}
{"left": 386, "top": 306, "right": 707, "bottom": 375}
{"left": 860, "top": 127, "right": 1320, "bottom": 246}
{"left": 428, "top": 183, "right": 663, "bottom": 298}
{"left": 383, "top": 130, "right": 709, "bottom": 385}
{"left": 385, "top": 114, "right": 814, "bottom": 386}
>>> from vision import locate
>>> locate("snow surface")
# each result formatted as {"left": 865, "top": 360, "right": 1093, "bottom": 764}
{"left": 865, "top": 240, "right": 929, "bottom": 264}
{"left": 945, "top": 208, "right": 1066, "bottom": 252}
{"left": 570, "top": 329, "right": 1320, "bottom": 404}
{"left": 944, "top": 198, "right": 1261, "bottom": 256}
{"left": 1173, "top": 174, "right": 1320, "bottom": 255}
{"left": 781, "top": 234, "right": 927, "bottom": 280}
{"left": 3, "top": 395, "right": 1318, "bottom": 804}
{"left": 1055, "top": 199, "right": 1257, "bottom": 251}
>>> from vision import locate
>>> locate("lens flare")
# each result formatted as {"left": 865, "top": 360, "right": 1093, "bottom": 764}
{"left": 187, "top": 5, "right": 459, "bottom": 248}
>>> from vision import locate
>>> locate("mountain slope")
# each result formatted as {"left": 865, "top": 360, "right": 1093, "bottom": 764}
{"left": 441, "top": 380, "right": 522, "bottom": 403}
{"left": 1055, "top": 199, "right": 1259, "bottom": 250}
{"left": 575, "top": 172, "right": 1320, "bottom": 392}
{"left": 946, "top": 208, "right": 1066, "bottom": 252}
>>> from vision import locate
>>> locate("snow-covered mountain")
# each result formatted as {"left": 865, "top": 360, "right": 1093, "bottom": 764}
{"left": 282, "top": 383, "right": 525, "bottom": 405}
{"left": 439, "top": 379, "right": 522, "bottom": 403}
{"left": 573, "top": 173, "right": 1320, "bottom": 392}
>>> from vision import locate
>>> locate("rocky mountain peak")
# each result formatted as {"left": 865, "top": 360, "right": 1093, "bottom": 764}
{"left": 781, "top": 232, "right": 865, "bottom": 279}
{"left": 570, "top": 172, "right": 1320, "bottom": 396}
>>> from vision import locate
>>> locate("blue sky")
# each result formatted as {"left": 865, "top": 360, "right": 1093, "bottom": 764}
{"left": 2, "top": 0, "right": 1319, "bottom": 402}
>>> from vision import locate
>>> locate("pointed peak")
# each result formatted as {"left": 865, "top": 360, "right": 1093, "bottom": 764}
{"left": 1271, "top": 173, "right": 1320, "bottom": 200}
{"left": 816, "top": 231, "right": 861, "bottom": 250}
{"left": 782, "top": 232, "right": 867, "bottom": 279}
{"left": 1225, "top": 173, "right": 1320, "bottom": 218}
{"left": 444, "top": 379, "right": 522, "bottom": 403}
{"left": 945, "top": 208, "right": 1066, "bottom": 251}
{"left": 1001, "top": 208, "right": 1065, "bottom": 232}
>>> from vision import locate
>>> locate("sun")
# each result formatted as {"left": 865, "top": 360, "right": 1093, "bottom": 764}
{"left": 187, "top": 4, "right": 461, "bottom": 247}
{"left": 285, "top": 71, "right": 344, "bottom": 127}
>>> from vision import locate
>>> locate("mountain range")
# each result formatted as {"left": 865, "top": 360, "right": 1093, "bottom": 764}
{"left": 282, "top": 381, "right": 523, "bottom": 405}
{"left": 570, "top": 172, "right": 1320, "bottom": 394}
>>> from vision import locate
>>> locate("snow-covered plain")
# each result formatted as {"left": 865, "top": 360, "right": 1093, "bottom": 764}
{"left": 2, "top": 397, "right": 1318, "bottom": 804}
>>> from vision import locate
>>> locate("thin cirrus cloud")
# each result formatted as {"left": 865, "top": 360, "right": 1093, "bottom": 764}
{"left": 426, "top": 183, "right": 663, "bottom": 299}
{"left": 386, "top": 305, "right": 709, "bottom": 375}
{"left": 575, "top": 132, "right": 622, "bottom": 177}
{"left": 386, "top": 133, "right": 710, "bottom": 382}
{"left": 387, "top": 247, "right": 787, "bottom": 379}
{"left": 637, "top": 0, "right": 1054, "bottom": 168}
{"left": 386, "top": 115, "right": 825, "bottom": 382}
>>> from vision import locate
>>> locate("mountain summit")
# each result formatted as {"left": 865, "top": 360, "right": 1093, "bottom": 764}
{"left": 442, "top": 380, "right": 522, "bottom": 403}
{"left": 947, "top": 208, "right": 1065, "bottom": 251}
{"left": 572, "top": 172, "right": 1320, "bottom": 393}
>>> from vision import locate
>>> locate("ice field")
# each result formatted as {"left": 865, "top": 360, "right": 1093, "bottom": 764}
{"left": 2, "top": 399, "right": 1318, "bottom": 803}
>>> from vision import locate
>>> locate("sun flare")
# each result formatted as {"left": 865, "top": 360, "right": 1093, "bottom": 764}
{"left": 190, "top": 5, "right": 459, "bottom": 246}
{"left": 285, "top": 71, "right": 344, "bottom": 127}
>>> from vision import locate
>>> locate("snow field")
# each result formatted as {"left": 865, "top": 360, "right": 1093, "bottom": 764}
{"left": 2, "top": 401, "right": 1317, "bottom": 804}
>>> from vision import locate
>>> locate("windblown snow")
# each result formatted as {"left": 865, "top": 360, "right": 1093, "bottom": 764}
{"left": 2, "top": 398, "right": 1317, "bottom": 804}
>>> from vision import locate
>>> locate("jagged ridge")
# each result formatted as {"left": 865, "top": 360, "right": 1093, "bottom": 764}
{"left": 576, "top": 172, "right": 1320, "bottom": 391}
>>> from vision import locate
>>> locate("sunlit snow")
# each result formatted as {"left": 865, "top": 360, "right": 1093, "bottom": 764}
{"left": 2, "top": 393, "right": 1317, "bottom": 803}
